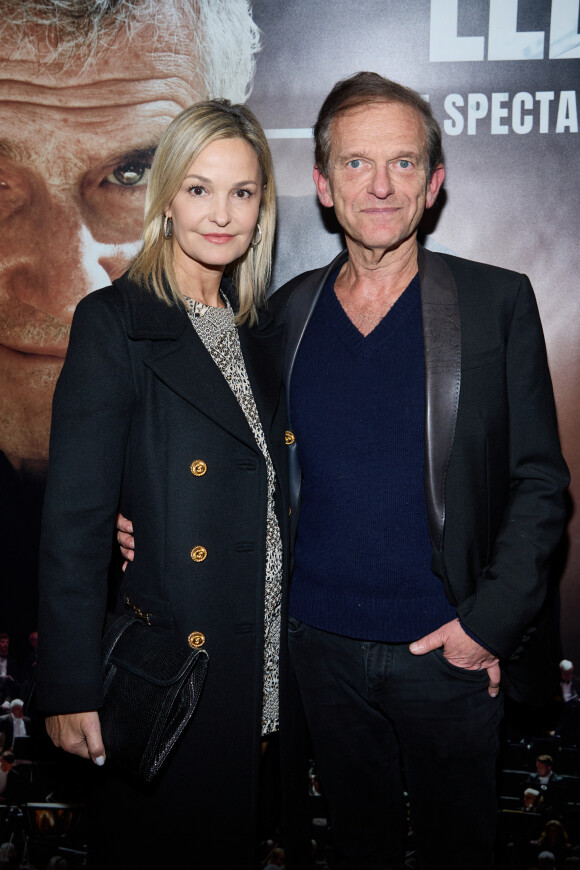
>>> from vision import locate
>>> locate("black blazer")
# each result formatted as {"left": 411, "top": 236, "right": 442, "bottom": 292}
{"left": 36, "top": 274, "right": 289, "bottom": 850}
{"left": 271, "top": 247, "right": 569, "bottom": 701}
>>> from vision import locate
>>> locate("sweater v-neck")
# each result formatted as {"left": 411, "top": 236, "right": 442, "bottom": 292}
{"left": 326, "top": 269, "right": 420, "bottom": 357}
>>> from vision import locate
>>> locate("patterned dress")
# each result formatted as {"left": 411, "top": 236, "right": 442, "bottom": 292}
{"left": 184, "top": 294, "right": 282, "bottom": 735}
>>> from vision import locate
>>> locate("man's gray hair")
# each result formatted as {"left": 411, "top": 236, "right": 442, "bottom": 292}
{"left": 0, "top": 0, "right": 260, "bottom": 102}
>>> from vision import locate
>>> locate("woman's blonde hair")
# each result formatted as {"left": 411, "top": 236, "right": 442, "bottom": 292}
{"left": 129, "top": 99, "right": 276, "bottom": 325}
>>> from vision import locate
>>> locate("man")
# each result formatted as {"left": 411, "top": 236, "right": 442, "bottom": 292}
{"left": 559, "top": 659, "right": 580, "bottom": 703}
{"left": 524, "top": 755, "right": 566, "bottom": 816}
{"left": 0, "top": 0, "right": 259, "bottom": 650}
{"left": 0, "top": 636, "right": 18, "bottom": 704}
{"left": 0, "top": 700, "right": 29, "bottom": 751}
{"left": 522, "top": 787, "right": 541, "bottom": 812}
{"left": 554, "top": 658, "right": 580, "bottom": 745}
{"left": 271, "top": 73, "right": 568, "bottom": 869}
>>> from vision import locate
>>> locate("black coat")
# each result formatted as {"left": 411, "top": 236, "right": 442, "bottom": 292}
{"left": 37, "top": 274, "right": 289, "bottom": 866}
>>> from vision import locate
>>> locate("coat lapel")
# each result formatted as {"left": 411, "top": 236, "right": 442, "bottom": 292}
{"left": 120, "top": 275, "right": 276, "bottom": 452}
{"left": 418, "top": 246, "right": 461, "bottom": 551}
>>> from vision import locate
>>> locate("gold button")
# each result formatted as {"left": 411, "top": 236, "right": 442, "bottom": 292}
{"left": 190, "top": 460, "right": 207, "bottom": 477}
{"left": 188, "top": 631, "right": 206, "bottom": 649}
{"left": 190, "top": 545, "right": 207, "bottom": 562}
{"left": 285, "top": 430, "right": 295, "bottom": 445}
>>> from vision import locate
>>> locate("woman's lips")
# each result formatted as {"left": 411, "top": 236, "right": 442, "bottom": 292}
{"left": 201, "top": 233, "right": 235, "bottom": 244}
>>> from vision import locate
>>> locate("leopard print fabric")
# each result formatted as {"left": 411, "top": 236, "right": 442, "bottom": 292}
{"left": 185, "top": 294, "right": 281, "bottom": 735}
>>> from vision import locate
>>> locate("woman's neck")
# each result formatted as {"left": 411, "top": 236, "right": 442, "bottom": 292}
{"left": 173, "top": 258, "right": 225, "bottom": 308}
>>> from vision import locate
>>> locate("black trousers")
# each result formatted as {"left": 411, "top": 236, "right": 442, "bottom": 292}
{"left": 288, "top": 618, "right": 503, "bottom": 870}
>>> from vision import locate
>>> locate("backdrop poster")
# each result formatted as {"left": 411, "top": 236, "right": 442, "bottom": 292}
{"left": 249, "top": 0, "right": 580, "bottom": 662}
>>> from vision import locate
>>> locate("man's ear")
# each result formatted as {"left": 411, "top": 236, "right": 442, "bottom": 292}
{"left": 425, "top": 164, "right": 445, "bottom": 209}
{"left": 313, "top": 166, "right": 334, "bottom": 208}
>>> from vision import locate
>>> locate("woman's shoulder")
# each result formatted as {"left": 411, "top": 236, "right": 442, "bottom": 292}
{"left": 73, "top": 274, "right": 132, "bottom": 321}
{"left": 74, "top": 273, "right": 185, "bottom": 336}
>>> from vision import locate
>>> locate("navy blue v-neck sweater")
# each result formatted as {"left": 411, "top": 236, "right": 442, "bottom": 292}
{"left": 288, "top": 270, "right": 456, "bottom": 642}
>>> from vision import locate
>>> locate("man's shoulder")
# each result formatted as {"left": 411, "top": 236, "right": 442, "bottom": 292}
{"left": 431, "top": 250, "right": 527, "bottom": 289}
{"left": 267, "top": 251, "right": 348, "bottom": 325}
{"left": 266, "top": 268, "right": 321, "bottom": 320}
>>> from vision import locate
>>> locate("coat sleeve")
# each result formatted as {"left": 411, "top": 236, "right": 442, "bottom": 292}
{"left": 36, "top": 288, "right": 136, "bottom": 715}
{"left": 455, "top": 274, "right": 569, "bottom": 659}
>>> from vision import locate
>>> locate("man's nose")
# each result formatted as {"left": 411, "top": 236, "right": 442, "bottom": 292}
{"left": 368, "top": 165, "right": 395, "bottom": 198}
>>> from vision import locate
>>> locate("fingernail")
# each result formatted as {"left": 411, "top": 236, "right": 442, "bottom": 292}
{"left": 490, "top": 691, "right": 498, "bottom": 698}
{"left": 95, "top": 755, "right": 105, "bottom": 766}
{"left": 409, "top": 643, "right": 418, "bottom": 653}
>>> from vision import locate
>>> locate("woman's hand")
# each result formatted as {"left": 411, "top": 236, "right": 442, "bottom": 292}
{"left": 116, "top": 512, "right": 135, "bottom": 570}
{"left": 45, "top": 711, "right": 106, "bottom": 765}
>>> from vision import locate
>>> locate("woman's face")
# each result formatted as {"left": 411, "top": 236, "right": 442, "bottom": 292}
{"left": 166, "top": 137, "right": 262, "bottom": 280}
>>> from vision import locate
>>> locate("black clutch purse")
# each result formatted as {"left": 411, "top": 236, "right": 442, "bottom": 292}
{"left": 101, "top": 614, "right": 209, "bottom": 781}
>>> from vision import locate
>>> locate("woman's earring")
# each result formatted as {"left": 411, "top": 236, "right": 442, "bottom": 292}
{"left": 250, "top": 223, "right": 262, "bottom": 247}
{"left": 163, "top": 215, "right": 173, "bottom": 239}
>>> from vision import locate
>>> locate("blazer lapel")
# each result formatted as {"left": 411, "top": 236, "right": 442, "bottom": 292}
{"left": 283, "top": 250, "right": 348, "bottom": 392}
{"left": 418, "top": 246, "right": 461, "bottom": 551}
{"left": 283, "top": 250, "right": 348, "bottom": 517}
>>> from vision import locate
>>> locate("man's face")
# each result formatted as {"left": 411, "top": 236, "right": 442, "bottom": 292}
{"left": 314, "top": 101, "right": 444, "bottom": 256}
{"left": 0, "top": 638, "right": 8, "bottom": 656}
{"left": 0, "top": 23, "right": 203, "bottom": 470}
{"left": 536, "top": 760, "right": 551, "bottom": 777}
{"left": 11, "top": 705, "right": 23, "bottom": 719}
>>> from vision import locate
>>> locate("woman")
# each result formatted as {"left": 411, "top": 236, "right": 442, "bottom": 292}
{"left": 530, "top": 820, "right": 572, "bottom": 868}
{"left": 36, "top": 100, "right": 289, "bottom": 868}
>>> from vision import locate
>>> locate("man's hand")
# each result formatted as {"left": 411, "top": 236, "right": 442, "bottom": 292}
{"left": 409, "top": 618, "right": 501, "bottom": 698}
{"left": 46, "top": 711, "right": 106, "bottom": 764}
{"left": 116, "top": 512, "right": 135, "bottom": 570}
